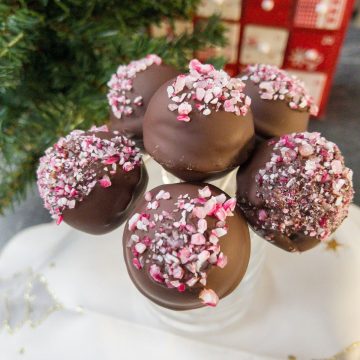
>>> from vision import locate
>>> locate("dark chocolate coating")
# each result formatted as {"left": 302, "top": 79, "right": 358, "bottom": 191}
{"left": 144, "top": 79, "right": 255, "bottom": 182}
{"left": 62, "top": 131, "right": 148, "bottom": 235}
{"left": 109, "top": 64, "right": 180, "bottom": 148}
{"left": 236, "top": 140, "right": 320, "bottom": 252}
{"left": 123, "top": 183, "right": 251, "bottom": 310}
{"left": 243, "top": 80, "right": 310, "bottom": 139}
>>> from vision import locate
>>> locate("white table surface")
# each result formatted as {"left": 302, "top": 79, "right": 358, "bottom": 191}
{"left": 0, "top": 160, "right": 359, "bottom": 360}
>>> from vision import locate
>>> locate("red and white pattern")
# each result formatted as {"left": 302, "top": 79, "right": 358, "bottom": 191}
{"left": 295, "top": 0, "right": 347, "bottom": 30}
{"left": 289, "top": 48, "right": 324, "bottom": 71}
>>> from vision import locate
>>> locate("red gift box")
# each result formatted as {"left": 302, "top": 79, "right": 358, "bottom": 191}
{"left": 151, "top": 0, "right": 355, "bottom": 117}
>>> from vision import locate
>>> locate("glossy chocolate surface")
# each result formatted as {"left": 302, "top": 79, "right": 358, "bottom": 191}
{"left": 123, "top": 183, "right": 251, "bottom": 310}
{"left": 144, "top": 79, "right": 255, "bottom": 182}
{"left": 61, "top": 131, "right": 148, "bottom": 235}
{"left": 236, "top": 140, "right": 320, "bottom": 252}
{"left": 63, "top": 164, "right": 148, "bottom": 235}
{"left": 244, "top": 80, "right": 310, "bottom": 138}
{"left": 243, "top": 80, "right": 310, "bottom": 139}
{"left": 109, "top": 64, "right": 179, "bottom": 147}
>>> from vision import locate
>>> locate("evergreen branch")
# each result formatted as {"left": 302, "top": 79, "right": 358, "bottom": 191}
{"left": 0, "top": 32, "right": 24, "bottom": 57}
{"left": 0, "top": 0, "right": 225, "bottom": 214}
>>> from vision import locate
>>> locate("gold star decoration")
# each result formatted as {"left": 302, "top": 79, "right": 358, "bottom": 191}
{"left": 325, "top": 238, "right": 343, "bottom": 253}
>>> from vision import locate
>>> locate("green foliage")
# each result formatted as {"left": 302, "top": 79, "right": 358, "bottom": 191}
{"left": 0, "top": 0, "right": 226, "bottom": 214}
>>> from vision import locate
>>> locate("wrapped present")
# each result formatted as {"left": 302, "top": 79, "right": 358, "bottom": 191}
{"left": 151, "top": 0, "right": 355, "bottom": 117}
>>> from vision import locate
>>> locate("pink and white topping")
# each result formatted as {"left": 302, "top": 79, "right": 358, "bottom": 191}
{"left": 127, "top": 185, "right": 237, "bottom": 307}
{"left": 253, "top": 132, "right": 353, "bottom": 242}
{"left": 107, "top": 54, "right": 162, "bottom": 119}
{"left": 167, "top": 59, "right": 251, "bottom": 122}
{"left": 243, "top": 64, "right": 318, "bottom": 116}
{"left": 37, "top": 129, "right": 141, "bottom": 224}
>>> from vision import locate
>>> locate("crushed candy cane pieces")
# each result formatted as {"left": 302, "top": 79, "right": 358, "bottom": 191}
{"left": 127, "top": 185, "right": 237, "bottom": 307}
{"left": 243, "top": 64, "right": 318, "bottom": 116}
{"left": 107, "top": 54, "right": 162, "bottom": 119}
{"left": 167, "top": 59, "right": 251, "bottom": 122}
{"left": 37, "top": 129, "right": 141, "bottom": 224}
{"left": 239, "top": 132, "right": 353, "bottom": 241}
{"left": 199, "top": 289, "right": 219, "bottom": 307}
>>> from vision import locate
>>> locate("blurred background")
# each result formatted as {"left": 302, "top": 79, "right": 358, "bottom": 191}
{"left": 0, "top": 0, "right": 359, "bottom": 247}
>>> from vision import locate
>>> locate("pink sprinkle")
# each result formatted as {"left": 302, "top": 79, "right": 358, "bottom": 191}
{"left": 133, "top": 96, "right": 143, "bottom": 106}
{"left": 186, "top": 277, "right": 198, "bottom": 287}
{"left": 56, "top": 215, "right": 63, "bottom": 225}
{"left": 223, "top": 198, "right": 236, "bottom": 213}
{"left": 135, "top": 242, "right": 146, "bottom": 254}
{"left": 258, "top": 209, "right": 267, "bottom": 221}
{"left": 209, "top": 234, "right": 219, "bottom": 244}
{"left": 144, "top": 191, "right": 152, "bottom": 201}
{"left": 299, "top": 144, "right": 314, "bottom": 157}
{"left": 177, "top": 114, "right": 190, "bottom": 122}
{"left": 217, "top": 253, "right": 228, "bottom": 268}
{"left": 99, "top": 175, "right": 112, "bottom": 188}
{"left": 168, "top": 103, "right": 178, "bottom": 111}
{"left": 185, "top": 224, "right": 196, "bottom": 233}
{"left": 174, "top": 75, "right": 186, "bottom": 93}
{"left": 104, "top": 155, "right": 119, "bottom": 164}
{"left": 191, "top": 233, "right": 206, "bottom": 245}
{"left": 155, "top": 190, "right": 171, "bottom": 200}
{"left": 123, "top": 162, "right": 134, "bottom": 172}
{"left": 90, "top": 125, "right": 109, "bottom": 132}
{"left": 198, "top": 250, "right": 210, "bottom": 263}
{"left": 179, "top": 248, "right": 192, "bottom": 264}
{"left": 132, "top": 258, "right": 142, "bottom": 270}
{"left": 177, "top": 283, "right": 186, "bottom": 292}
{"left": 149, "top": 264, "right": 164, "bottom": 283}
{"left": 198, "top": 186, "right": 211, "bottom": 198}
{"left": 321, "top": 172, "right": 330, "bottom": 183}
{"left": 173, "top": 266, "right": 184, "bottom": 279}
{"left": 331, "top": 160, "right": 343, "bottom": 174}
{"left": 162, "top": 192, "right": 171, "bottom": 200}
{"left": 189, "top": 59, "right": 214, "bottom": 74}
{"left": 199, "top": 288, "right": 219, "bottom": 307}
{"left": 212, "top": 227, "right": 227, "bottom": 238}
{"left": 224, "top": 99, "right": 235, "bottom": 112}
{"left": 214, "top": 207, "right": 227, "bottom": 221}
{"left": 193, "top": 206, "right": 207, "bottom": 219}
{"left": 150, "top": 201, "right": 159, "bottom": 210}
{"left": 178, "top": 102, "right": 192, "bottom": 115}
{"left": 198, "top": 219, "right": 207, "bottom": 234}
{"left": 146, "top": 54, "right": 162, "bottom": 65}
{"left": 215, "top": 194, "right": 227, "bottom": 205}
{"left": 128, "top": 213, "right": 141, "bottom": 231}
{"left": 196, "top": 87, "right": 206, "bottom": 101}
{"left": 167, "top": 86, "right": 175, "bottom": 97}
{"left": 204, "top": 197, "right": 217, "bottom": 215}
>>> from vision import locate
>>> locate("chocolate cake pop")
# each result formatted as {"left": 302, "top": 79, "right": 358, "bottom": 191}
{"left": 144, "top": 59, "right": 255, "bottom": 182}
{"left": 123, "top": 183, "right": 250, "bottom": 310}
{"left": 241, "top": 64, "right": 318, "bottom": 139}
{"left": 236, "top": 132, "right": 353, "bottom": 252}
{"left": 107, "top": 54, "right": 179, "bottom": 147}
{"left": 37, "top": 126, "right": 148, "bottom": 235}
